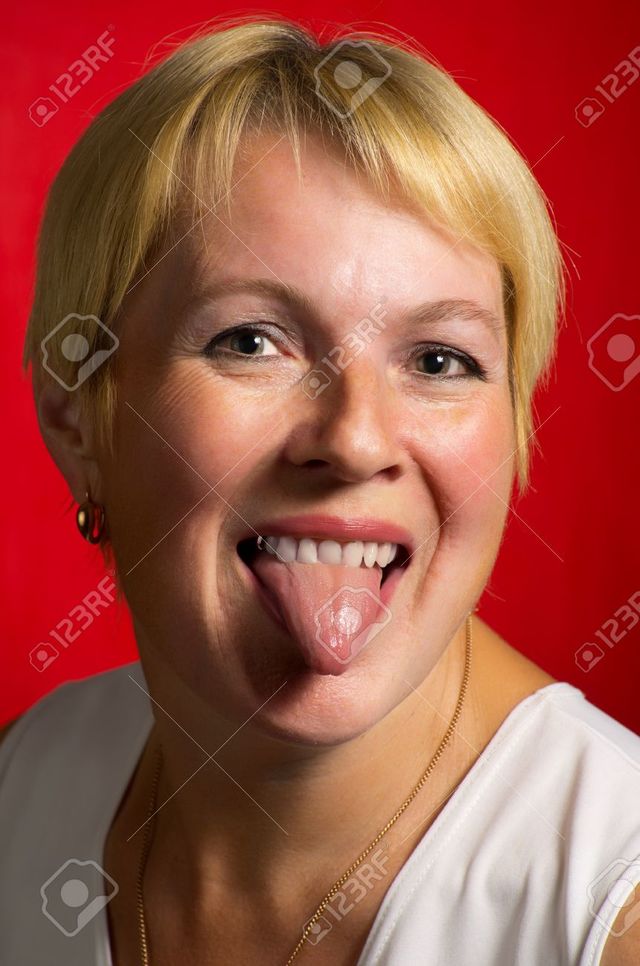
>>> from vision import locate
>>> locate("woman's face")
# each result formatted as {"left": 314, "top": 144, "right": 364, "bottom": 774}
{"left": 99, "top": 132, "right": 515, "bottom": 745}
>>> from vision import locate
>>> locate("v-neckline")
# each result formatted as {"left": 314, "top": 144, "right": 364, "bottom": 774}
{"left": 91, "top": 664, "right": 579, "bottom": 965}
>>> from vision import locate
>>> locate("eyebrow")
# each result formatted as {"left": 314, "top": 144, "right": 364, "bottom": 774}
{"left": 188, "top": 277, "right": 504, "bottom": 333}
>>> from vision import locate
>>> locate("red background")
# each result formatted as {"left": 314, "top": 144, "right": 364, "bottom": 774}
{"left": 2, "top": 0, "right": 639, "bottom": 731}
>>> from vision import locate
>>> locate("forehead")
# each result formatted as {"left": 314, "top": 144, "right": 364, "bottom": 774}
{"left": 165, "top": 133, "right": 504, "bottom": 320}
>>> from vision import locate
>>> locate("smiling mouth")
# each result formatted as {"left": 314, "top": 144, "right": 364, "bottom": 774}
{"left": 237, "top": 535, "right": 410, "bottom": 585}
{"left": 235, "top": 525, "right": 412, "bottom": 675}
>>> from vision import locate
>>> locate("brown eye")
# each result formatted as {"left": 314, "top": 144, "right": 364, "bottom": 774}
{"left": 417, "top": 350, "right": 468, "bottom": 376}
{"left": 205, "top": 326, "right": 281, "bottom": 358}
{"left": 409, "top": 340, "right": 486, "bottom": 380}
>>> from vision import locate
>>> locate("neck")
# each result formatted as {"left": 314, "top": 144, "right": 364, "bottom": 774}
{"left": 134, "top": 623, "right": 472, "bottom": 901}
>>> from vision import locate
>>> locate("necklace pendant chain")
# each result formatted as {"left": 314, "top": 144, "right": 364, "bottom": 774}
{"left": 136, "top": 614, "right": 473, "bottom": 965}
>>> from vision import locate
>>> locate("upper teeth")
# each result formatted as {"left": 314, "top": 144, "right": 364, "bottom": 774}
{"left": 258, "top": 536, "right": 399, "bottom": 569}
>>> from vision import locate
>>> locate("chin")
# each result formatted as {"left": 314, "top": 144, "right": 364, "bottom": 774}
{"left": 226, "top": 621, "right": 431, "bottom": 748}
{"left": 241, "top": 674, "right": 401, "bottom": 747}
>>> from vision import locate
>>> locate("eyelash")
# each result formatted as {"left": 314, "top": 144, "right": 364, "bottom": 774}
{"left": 405, "top": 342, "right": 487, "bottom": 380}
{"left": 203, "top": 324, "right": 487, "bottom": 380}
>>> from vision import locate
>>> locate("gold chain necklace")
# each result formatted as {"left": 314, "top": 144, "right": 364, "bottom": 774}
{"left": 136, "top": 614, "right": 472, "bottom": 965}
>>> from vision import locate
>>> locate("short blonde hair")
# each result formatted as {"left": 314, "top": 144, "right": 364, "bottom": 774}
{"left": 23, "top": 15, "right": 564, "bottom": 490}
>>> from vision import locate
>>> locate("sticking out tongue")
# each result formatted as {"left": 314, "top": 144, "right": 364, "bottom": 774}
{"left": 250, "top": 551, "right": 391, "bottom": 675}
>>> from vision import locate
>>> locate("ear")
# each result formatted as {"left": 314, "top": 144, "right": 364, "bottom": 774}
{"left": 35, "top": 380, "right": 101, "bottom": 505}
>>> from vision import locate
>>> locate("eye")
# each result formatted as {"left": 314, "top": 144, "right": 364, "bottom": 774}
{"left": 204, "top": 325, "right": 282, "bottom": 359}
{"left": 412, "top": 344, "right": 485, "bottom": 379}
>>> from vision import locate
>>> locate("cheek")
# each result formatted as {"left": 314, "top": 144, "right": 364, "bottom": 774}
{"left": 103, "top": 366, "right": 287, "bottom": 557}
{"left": 115, "top": 364, "right": 266, "bottom": 478}
{"left": 153, "top": 368, "right": 292, "bottom": 496}
{"left": 405, "top": 388, "right": 515, "bottom": 535}
{"left": 101, "top": 374, "right": 210, "bottom": 565}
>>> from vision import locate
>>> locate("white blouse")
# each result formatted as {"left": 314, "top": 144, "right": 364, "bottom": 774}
{"left": 1, "top": 660, "right": 639, "bottom": 965}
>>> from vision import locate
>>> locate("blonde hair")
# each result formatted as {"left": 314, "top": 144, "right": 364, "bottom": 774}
{"left": 23, "top": 14, "right": 564, "bottom": 494}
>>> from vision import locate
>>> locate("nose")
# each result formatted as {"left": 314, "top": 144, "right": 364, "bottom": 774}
{"left": 284, "top": 358, "right": 404, "bottom": 484}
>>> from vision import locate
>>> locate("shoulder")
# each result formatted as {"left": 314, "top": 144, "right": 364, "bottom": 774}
{"left": 0, "top": 661, "right": 149, "bottom": 787}
{"left": 0, "top": 660, "right": 152, "bottom": 873}
{"left": 359, "top": 642, "right": 640, "bottom": 966}
{"left": 471, "top": 620, "right": 640, "bottom": 964}
{"left": 0, "top": 663, "right": 151, "bottom": 965}
{"left": 481, "top": 624, "right": 640, "bottom": 802}
{"left": 472, "top": 618, "right": 639, "bottom": 770}
{"left": 558, "top": 693, "right": 640, "bottom": 966}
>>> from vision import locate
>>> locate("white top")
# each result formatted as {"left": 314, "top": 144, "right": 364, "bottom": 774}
{"left": 1, "top": 660, "right": 639, "bottom": 966}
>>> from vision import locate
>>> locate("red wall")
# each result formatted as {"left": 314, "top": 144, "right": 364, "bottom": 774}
{"left": 3, "top": 0, "right": 639, "bottom": 731}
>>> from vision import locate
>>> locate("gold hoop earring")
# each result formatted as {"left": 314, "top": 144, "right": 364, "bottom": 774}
{"left": 76, "top": 491, "right": 106, "bottom": 544}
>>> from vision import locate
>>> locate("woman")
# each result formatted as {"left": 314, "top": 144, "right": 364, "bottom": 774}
{"left": 2, "top": 16, "right": 639, "bottom": 966}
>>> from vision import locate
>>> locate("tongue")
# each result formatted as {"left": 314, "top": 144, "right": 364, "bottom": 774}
{"left": 250, "top": 552, "right": 391, "bottom": 675}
